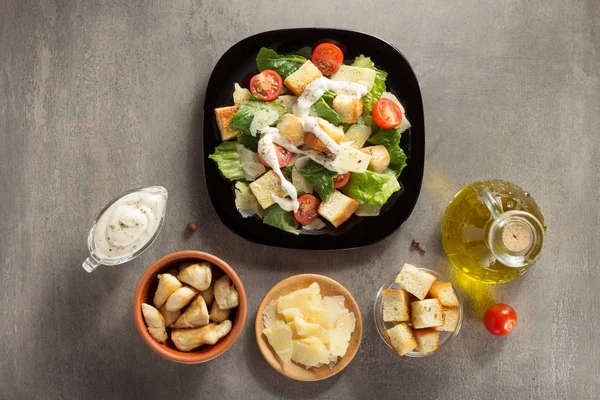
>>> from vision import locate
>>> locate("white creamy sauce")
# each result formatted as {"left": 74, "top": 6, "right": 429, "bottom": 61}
{"left": 257, "top": 76, "right": 368, "bottom": 210}
{"left": 93, "top": 190, "right": 166, "bottom": 259}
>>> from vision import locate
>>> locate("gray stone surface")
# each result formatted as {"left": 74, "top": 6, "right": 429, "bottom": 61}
{"left": 1, "top": 0, "right": 599, "bottom": 399}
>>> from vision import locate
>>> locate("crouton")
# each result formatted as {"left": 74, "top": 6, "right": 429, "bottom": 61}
{"left": 361, "top": 145, "right": 391, "bottom": 173}
{"left": 232, "top": 83, "right": 251, "bottom": 105}
{"left": 215, "top": 105, "right": 241, "bottom": 141}
{"left": 427, "top": 281, "right": 460, "bottom": 307}
{"left": 395, "top": 264, "right": 437, "bottom": 300}
{"left": 343, "top": 124, "right": 372, "bottom": 149}
{"left": 435, "top": 307, "right": 460, "bottom": 332}
{"left": 413, "top": 328, "right": 440, "bottom": 355}
{"left": 411, "top": 299, "right": 444, "bottom": 329}
{"left": 382, "top": 289, "right": 411, "bottom": 322}
{"left": 249, "top": 170, "right": 287, "bottom": 209}
{"left": 332, "top": 94, "right": 363, "bottom": 123}
{"left": 303, "top": 118, "right": 344, "bottom": 153}
{"left": 318, "top": 190, "right": 358, "bottom": 228}
{"left": 284, "top": 61, "right": 323, "bottom": 96}
{"left": 330, "top": 65, "right": 377, "bottom": 90}
{"left": 384, "top": 323, "right": 416, "bottom": 356}
{"left": 276, "top": 113, "right": 304, "bottom": 146}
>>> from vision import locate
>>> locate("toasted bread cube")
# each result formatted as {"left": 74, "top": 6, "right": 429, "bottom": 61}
{"left": 343, "top": 124, "right": 372, "bottom": 149}
{"left": 249, "top": 170, "right": 287, "bottom": 209}
{"left": 330, "top": 65, "right": 377, "bottom": 90}
{"left": 395, "top": 264, "right": 437, "bottom": 300}
{"left": 332, "top": 94, "right": 363, "bottom": 123}
{"left": 384, "top": 323, "right": 416, "bottom": 356}
{"left": 414, "top": 328, "right": 440, "bottom": 355}
{"left": 284, "top": 61, "right": 323, "bottom": 96}
{"left": 303, "top": 118, "right": 344, "bottom": 153}
{"left": 361, "top": 145, "right": 391, "bottom": 173}
{"left": 318, "top": 190, "right": 358, "bottom": 228}
{"left": 435, "top": 307, "right": 460, "bottom": 332}
{"left": 382, "top": 289, "right": 411, "bottom": 322}
{"left": 411, "top": 299, "right": 443, "bottom": 329}
{"left": 276, "top": 113, "right": 304, "bottom": 146}
{"left": 427, "top": 281, "right": 460, "bottom": 307}
{"left": 214, "top": 105, "right": 241, "bottom": 141}
{"left": 232, "top": 83, "right": 251, "bottom": 105}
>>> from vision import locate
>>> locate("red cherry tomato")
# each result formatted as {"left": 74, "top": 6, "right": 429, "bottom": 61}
{"left": 249, "top": 70, "right": 283, "bottom": 101}
{"left": 372, "top": 98, "right": 403, "bottom": 129}
{"left": 311, "top": 43, "right": 344, "bottom": 76}
{"left": 294, "top": 194, "right": 321, "bottom": 225}
{"left": 484, "top": 304, "right": 518, "bottom": 336}
{"left": 333, "top": 173, "right": 350, "bottom": 188}
{"left": 257, "top": 144, "right": 293, "bottom": 168}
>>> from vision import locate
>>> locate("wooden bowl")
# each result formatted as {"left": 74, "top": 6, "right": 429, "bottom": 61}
{"left": 133, "top": 250, "right": 247, "bottom": 364}
{"left": 255, "top": 274, "right": 362, "bottom": 381}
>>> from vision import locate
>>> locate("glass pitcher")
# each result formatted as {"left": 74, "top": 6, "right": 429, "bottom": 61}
{"left": 441, "top": 180, "right": 546, "bottom": 283}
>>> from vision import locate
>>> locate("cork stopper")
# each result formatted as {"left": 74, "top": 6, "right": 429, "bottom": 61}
{"left": 501, "top": 222, "right": 532, "bottom": 253}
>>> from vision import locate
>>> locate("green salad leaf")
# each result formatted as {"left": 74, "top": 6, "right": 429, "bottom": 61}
{"left": 299, "top": 160, "right": 337, "bottom": 201}
{"left": 313, "top": 97, "right": 342, "bottom": 125}
{"left": 344, "top": 169, "right": 401, "bottom": 206}
{"left": 263, "top": 204, "right": 299, "bottom": 235}
{"left": 228, "top": 101, "right": 285, "bottom": 132}
{"left": 368, "top": 129, "right": 407, "bottom": 178}
{"left": 208, "top": 142, "right": 245, "bottom": 181}
{"left": 256, "top": 48, "right": 307, "bottom": 79}
{"left": 352, "top": 55, "right": 388, "bottom": 115}
{"left": 236, "top": 129, "right": 260, "bottom": 151}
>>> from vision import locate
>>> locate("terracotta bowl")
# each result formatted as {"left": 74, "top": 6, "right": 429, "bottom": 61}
{"left": 133, "top": 250, "right": 247, "bottom": 364}
{"left": 255, "top": 274, "right": 362, "bottom": 381}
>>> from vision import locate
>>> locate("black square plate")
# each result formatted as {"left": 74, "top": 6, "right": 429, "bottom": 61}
{"left": 203, "top": 28, "right": 424, "bottom": 250}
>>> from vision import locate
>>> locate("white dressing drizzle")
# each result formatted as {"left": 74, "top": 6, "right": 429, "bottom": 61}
{"left": 256, "top": 76, "right": 368, "bottom": 211}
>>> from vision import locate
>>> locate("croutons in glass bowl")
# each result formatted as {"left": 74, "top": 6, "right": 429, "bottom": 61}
{"left": 374, "top": 264, "right": 462, "bottom": 357}
{"left": 133, "top": 251, "right": 247, "bottom": 364}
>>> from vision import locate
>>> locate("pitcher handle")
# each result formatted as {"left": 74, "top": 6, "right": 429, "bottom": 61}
{"left": 477, "top": 186, "right": 503, "bottom": 220}
{"left": 82, "top": 255, "right": 102, "bottom": 273}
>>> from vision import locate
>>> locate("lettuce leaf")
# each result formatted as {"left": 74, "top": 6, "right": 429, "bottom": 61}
{"left": 352, "top": 55, "right": 387, "bottom": 115}
{"left": 263, "top": 204, "right": 299, "bottom": 235}
{"left": 344, "top": 169, "right": 400, "bottom": 206}
{"left": 368, "top": 129, "right": 407, "bottom": 178}
{"left": 208, "top": 142, "right": 245, "bottom": 181}
{"left": 236, "top": 129, "right": 260, "bottom": 151}
{"left": 299, "top": 160, "right": 338, "bottom": 202}
{"left": 313, "top": 97, "right": 342, "bottom": 125}
{"left": 228, "top": 101, "right": 285, "bottom": 132}
{"left": 256, "top": 48, "right": 307, "bottom": 79}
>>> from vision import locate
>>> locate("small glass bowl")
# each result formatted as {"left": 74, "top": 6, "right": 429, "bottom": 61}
{"left": 374, "top": 268, "right": 463, "bottom": 357}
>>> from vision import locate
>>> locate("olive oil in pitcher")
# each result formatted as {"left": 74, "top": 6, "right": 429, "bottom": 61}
{"left": 441, "top": 180, "right": 546, "bottom": 283}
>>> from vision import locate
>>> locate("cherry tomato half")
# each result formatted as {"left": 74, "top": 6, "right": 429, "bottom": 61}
{"left": 250, "top": 70, "right": 283, "bottom": 101}
{"left": 484, "top": 304, "right": 518, "bottom": 336}
{"left": 311, "top": 43, "right": 344, "bottom": 76}
{"left": 333, "top": 173, "right": 350, "bottom": 188}
{"left": 294, "top": 194, "right": 321, "bottom": 225}
{"left": 372, "top": 98, "right": 403, "bottom": 129}
{"left": 257, "top": 144, "right": 293, "bottom": 168}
